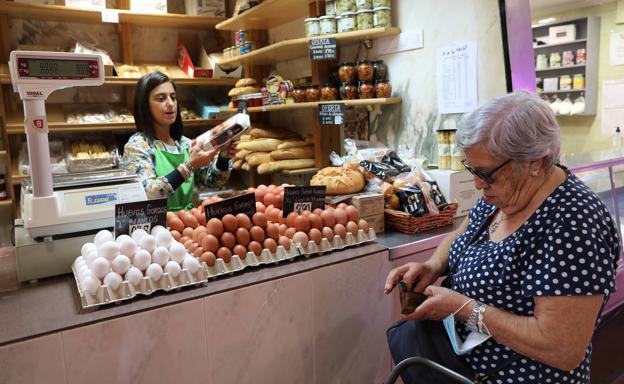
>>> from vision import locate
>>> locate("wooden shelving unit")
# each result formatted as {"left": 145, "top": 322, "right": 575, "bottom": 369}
{"left": 0, "top": 0, "right": 224, "bottom": 29}
{"left": 215, "top": 0, "right": 309, "bottom": 31}
{"left": 219, "top": 27, "right": 401, "bottom": 67}
{"left": 0, "top": 199, "right": 12, "bottom": 208}
{"left": 224, "top": 97, "right": 402, "bottom": 113}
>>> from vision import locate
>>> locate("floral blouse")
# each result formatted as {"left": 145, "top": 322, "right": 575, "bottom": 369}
{"left": 120, "top": 132, "right": 231, "bottom": 199}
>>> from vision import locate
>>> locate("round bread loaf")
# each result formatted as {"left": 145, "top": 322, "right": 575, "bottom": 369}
{"left": 235, "top": 78, "right": 257, "bottom": 88}
{"left": 310, "top": 167, "right": 365, "bottom": 195}
{"left": 228, "top": 86, "right": 261, "bottom": 97}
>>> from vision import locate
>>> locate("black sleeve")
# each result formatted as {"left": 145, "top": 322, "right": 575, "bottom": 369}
{"left": 164, "top": 168, "right": 185, "bottom": 191}
{"left": 216, "top": 156, "right": 230, "bottom": 171}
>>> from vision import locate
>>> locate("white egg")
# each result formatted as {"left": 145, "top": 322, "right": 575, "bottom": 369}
{"left": 164, "top": 260, "right": 182, "bottom": 278}
{"left": 151, "top": 225, "right": 167, "bottom": 236}
{"left": 103, "top": 271, "right": 123, "bottom": 290}
{"left": 169, "top": 242, "right": 186, "bottom": 264}
{"left": 118, "top": 237, "right": 137, "bottom": 258}
{"left": 111, "top": 254, "right": 132, "bottom": 275}
{"left": 77, "top": 264, "right": 90, "bottom": 280}
{"left": 145, "top": 263, "right": 163, "bottom": 281}
{"left": 81, "top": 274, "right": 101, "bottom": 295}
{"left": 182, "top": 256, "right": 201, "bottom": 274}
{"left": 139, "top": 235, "right": 157, "bottom": 253}
{"left": 115, "top": 234, "right": 132, "bottom": 244}
{"left": 94, "top": 230, "right": 114, "bottom": 247}
{"left": 132, "top": 249, "right": 151, "bottom": 271}
{"left": 98, "top": 241, "right": 120, "bottom": 261}
{"left": 90, "top": 257, "right": 110, "bottom": 279}
{"left": 125, "top": 267, "right": 143, "bottom": 286}
{"left": 151, "top": 246, "right": 169, "bottom": 267}
{"left": 81, "top": 242, "right": 97, "bottom": 257}
{"left": 155, "top": 230, "right": 173, "bottom": 249}
{"left": 131, "top": 228, "right": 149, "bottom": 244}
{"left": 84, "top": 250, "right": 98, "bottom": 267}
{"left": 74, "top": 256, "right": 86, "bottom": 269}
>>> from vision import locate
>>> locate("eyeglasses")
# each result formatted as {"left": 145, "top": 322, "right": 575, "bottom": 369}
{"left": 461, "top": 158, "right": 511, "bottom": 184}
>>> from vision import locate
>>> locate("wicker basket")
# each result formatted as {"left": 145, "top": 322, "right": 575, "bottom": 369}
{"left": 385, "top": 203, "right": 458, "bottom": 234}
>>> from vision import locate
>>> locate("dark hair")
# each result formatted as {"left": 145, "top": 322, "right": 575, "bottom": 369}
{"left": 133, "top": 71, "right": 183, "bottom": 141}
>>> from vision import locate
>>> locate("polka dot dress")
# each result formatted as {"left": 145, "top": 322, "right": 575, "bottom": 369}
{"left": 447, "top": 169, "right": 620, "bottom": 383}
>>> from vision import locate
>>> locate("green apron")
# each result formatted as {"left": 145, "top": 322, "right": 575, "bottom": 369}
{"left": 154, "top": 145, "right": 195, "bottom": 211}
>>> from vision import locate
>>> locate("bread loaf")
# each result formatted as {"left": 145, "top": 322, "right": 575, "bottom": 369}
{"left": 241, "top": 162, "right": 252, "bottom": 171}
{"left": 257, "top": 159, "right": 315, "bottom": 174}
{"left": 235, "top": 78, "right": 257, "bottom": 88}
{"left": 234, "top": 149, "right": 252, "bottom": 160}
{"left": 246, "top": 152, "right": 272, "bottom": 166}
{"left": 310, "top": 167, "right": 365, "bottom": 195}
{"left": 250, "top": 127, "right": 297, "bottom": 140}
{"left": 237, "top": 138, "right": 282, "bottom": 152}
{"left": 270, "top": 146, "right": 314, "bottom": 160}
{"left": 228, "top": 86, "right": 260, "bottom": 97}
{"left": 233, "top": 159, "right": 243, "bottom": 169}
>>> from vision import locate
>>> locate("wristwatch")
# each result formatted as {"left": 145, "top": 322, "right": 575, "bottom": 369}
{"left": 466, "top": 301, "right": 488, "bottom": 333}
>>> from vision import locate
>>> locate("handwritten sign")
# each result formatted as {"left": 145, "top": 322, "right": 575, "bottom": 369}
{"left": 203, "top": 192, "right": 256, "bottom": 219}
{"left": 283, "top": 186, "right": 326, "bottom": 216}
{"left": 309, "top": 37, "right": 337, "bottom": 60}
{"left": 115, "top": 198, "right": 167, "bottom": 237}
{"left": 318, "top": 102, "right": 344, "bottom": 125}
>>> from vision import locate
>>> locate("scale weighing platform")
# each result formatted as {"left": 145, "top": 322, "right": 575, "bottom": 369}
{"left": 8, "top": 51, "right": 147, "bottom": 281}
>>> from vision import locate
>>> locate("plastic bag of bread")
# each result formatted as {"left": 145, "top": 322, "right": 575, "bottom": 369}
{"left": 195, "top": 113, "right": 250, "bottom": 151}
{"left": 310, "top": 167, "right": 365, "bottom": 195}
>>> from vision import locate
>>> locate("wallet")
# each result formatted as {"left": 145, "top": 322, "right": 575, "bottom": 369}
{"left": 399, "top": 280, "right": 427, "bottom": 314}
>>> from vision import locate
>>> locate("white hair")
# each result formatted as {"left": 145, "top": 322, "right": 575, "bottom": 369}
{"left": 456, "top": 92, "right": 561, "bottom": 169}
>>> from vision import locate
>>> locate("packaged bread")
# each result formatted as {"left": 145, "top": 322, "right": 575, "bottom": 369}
{"left": 270, "top": 145, "right": 314, "bottom": 160}
{"left": 257, "top": 159, "right": 315, "bottom": 174}
{"left": 310, "top": 167, "right": 366, "bottom": 195}
{"left": 195, "top": 113, "right": 251, "bottom": 151}
{"left": 236, "top": 138, "right": 282, "bottom": 152}
{"left": 235, "top": 78, "right": 257, "bottom": 88}
{"left": 246, "top": 152, "right": 272, "bottom": 166}
{"left": 250, "top": 127, "right": 297, "bottom": 140}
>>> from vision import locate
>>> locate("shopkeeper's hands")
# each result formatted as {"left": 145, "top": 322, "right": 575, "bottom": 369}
{"left": 188, "top": 143, "right": 219, "bottom": 169}
{"left": 219, "top": 142, "right": 236, "bottom": 159}
{"left": 401, "top": 286, "right": 470, "bottom": 321}
{"left": 384, "top": 259, "right": 445, "bottom": 295}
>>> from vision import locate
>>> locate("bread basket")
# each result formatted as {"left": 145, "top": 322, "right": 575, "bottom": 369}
{"left": 385, "top": 203, "right": 458, "bottom": 234}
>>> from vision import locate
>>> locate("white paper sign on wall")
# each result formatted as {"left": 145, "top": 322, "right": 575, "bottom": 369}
{"left": 436, "top": 40, "right": 478, "bottom": 114}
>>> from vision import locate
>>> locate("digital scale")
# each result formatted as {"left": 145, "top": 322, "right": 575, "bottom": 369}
{"left": 8, "top": 51, "right": 147, "bottom": 281}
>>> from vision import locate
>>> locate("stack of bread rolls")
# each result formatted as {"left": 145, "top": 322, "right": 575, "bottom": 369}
{"left": 227, "top": 78, "right": 260, "bottom": 107}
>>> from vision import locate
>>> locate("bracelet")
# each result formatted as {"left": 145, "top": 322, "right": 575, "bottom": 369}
{"left": 466, "top": 300, "right": 488, "bottom": 332}
{"left": 477, "top": 303, "right": 490, "bottom": 335}
{"left": 178, "top": 163, "right": 190, "bottom": 179}
{"left": 184, "top": 160, "right": 195, "bottom": 173}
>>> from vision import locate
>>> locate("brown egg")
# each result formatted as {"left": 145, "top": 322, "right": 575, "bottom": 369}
{"left": 252, "top": 212, "right": 268, "bottom": 228}
{"left": 265, "top": 207, "right": 279, "bottom": 223}
{"left": 345, "top": 205, "right": 359, "bottom": 222}
{"left": 170, "top": 230, "right": 181, "bottom": 241}
{"left": 302, "top": 210, "right": 312, "bottom": 218}
{"left": 263, "top": 238, "right": 278, "bottom": 253}
{"left": 198, "top": 212, "right": 207, "bottom": 226}
{"left": 182, "top": 227, "right": 194, "bottom": 239}
{"left": 358, "top": 219, "right": 369, "bottom": 233}
{"left": 167, "top": 211, "right": 176, "bottom": 220}
{"left": 192, "top": 210, "right": 203, "bottom": 226}
{"left": 193, "top": 246, "right": 204, "bottom": 258}
{"left": 200, "top": 252, "right": 216, "bottom": 266}
{"left": 293, "top": 231, "right": 309, "bottom": 246}
{"left": 274, "top": 193, "right": 283, "bottom": 209}
{"left": 286, "top": 212, "right": 299, "bottom": 228}
{"left": 254, "top": 185, "right": 267, "bottom": 202}
{"left": 184, "top": 239, "right": 194, "bottom": 249}
{"left": 206, "top": 218, "right": 224, "bottom": 237}
{"left": 313, "top": 208, "right": 324, "bottom": 216}
{"left": 168, "top": 217, "right": 184, "bottom": 233}
{"left": 216, "top": 247, "right": 232, "bottom": 263}
{"left": 278, "top": 235, "right": 291, "bottom": 251}
{"left": 346, "top": 221, "right": 359, "bottom": 236}
{"left": 233, "top": 244, "right": 247, "bottom": 259}
{"left": 321, "top": 210, "right": 336, "bottom": 228}
{"left": 236, "top": 213, "right": 252, "bottom": 230}
{"left": 309, "top": 214, "right": 323, "bottom": 230}
{"left": 334, "top": 208, "right": 348, "bottom": 225}
{"left": 250, "top": 226, "right": 265, "bottom": 243}
{"left": 220, "top": 232, "right": 236, "bottom": 249}
{"left": 179, "top": 236, "right": 190, "bottom": 244}
{"left": 190, "top": 207, "right": 199, "bottom": 217}
{"left": 176, "top": 210, "right": 187, "bottom": 219}
{"left": 278, "top": 210, "right": 286, "bottom": 224}
{"left": 308, "top": 228, "right": 322, "bottom": 245}
{"left": 278, "top": 224, "right": 288, "bottom": 235}
{"left": 248, "top": 241, "right": 262, "bottom": 256}
{"left": 333, "top": 224, "right": 347, "bottom": 239}
{"left": 285, "top": 227, "right": 296, "bottom": 239}
{"left": 294, "top": 215, "right": 311, "bottom": 232}
{"left": 266, "top": 223, "right": 280, "bottom": 241}
{"left": 337, "top": 203, "right": 348, "bottom": 210}
{"left": 321, "top": 226, "right": 334, "bottom": 240}
{"left": 235, "top": 227, "right": 250, "bottom": 246}
{"left": 196, "top": 231, "right": 208, "bottom": 246}
{"left": 192, "top": 226, "right": 207, "bottom": 242}
{"left": 264, "top": 193, "right": 277, "bottom": 208}
{"left": 181, "top": 213, "right": 199, "bottom": 229}
{"left": 222, "top": 214, "right": 238, "bottom": 233}
{"left": 256, "top": 202, "right": 266, "bottom": 213}
{"left": 202, "top": 234, "right": 219, "bottom": 253}
{"left": 188, "top": 242, "right": 199, "bottom": 253}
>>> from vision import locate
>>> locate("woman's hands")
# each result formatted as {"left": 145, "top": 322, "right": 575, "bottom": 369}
{"left": 219, "top": 142, "right": 236, "bottom": 159}
{"left": 188, "top": 144, "right": 219, "bottom": 170}
{"left": 401, "top": 286, "right": 471, "bottom": 321}
{"left": 384, "top": 259, "right": 445, "bottom": 294}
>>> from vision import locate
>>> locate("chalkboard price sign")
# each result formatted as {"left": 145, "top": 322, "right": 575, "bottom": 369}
{"left": 318, "top": 102, "right": 345, "bottom": 125}
{"left": 309, "top": 37, "right": 337, "bottom": 60}
{"left": 115, "top": 198, "right": 167, "bottom": 237}
{"left": 283, "top": 186, "right": 326, "bottom": 216}
{"left": 203, "top": 192, "right": 256, "bottom": 219}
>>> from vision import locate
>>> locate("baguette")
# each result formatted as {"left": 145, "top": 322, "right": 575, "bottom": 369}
{"left": 237, "top": 138, "right": 282, "bottom": 152}
{"left": 270, "top": 145, "right": 314, "bottom": 160}
{"left": 247, "top": 152, "right": 272, "bottom": 166}
{"left": 241, "top": 162, "right": 252, "bottom": 171}
{"left": 277, "top": 139, "right": 309, "bottom": 149}
{"left": 233, "top": 159, "right": 243, "bottom": 169}
{"left": 250, "top": 127, "right": 298, "bottom": 140}
{"left": 257, "top": 158, "right": 315, "bottom": 175}
{"left": 239, "top": 134, "right": 252, "bottom": 142}
{"left": 234, "top": 149, "right": 252, "bottom": 160}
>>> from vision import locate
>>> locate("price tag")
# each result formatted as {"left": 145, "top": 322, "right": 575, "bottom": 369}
{"left": 101, "top": 9, "right": 119, "bottom": 23}
{"left": 317, "top": 103, "right": 344, "bottom": 125}
{"left": 203, "top": 192, "right": 256, "bottom": 219}
{"left": 283, "top": 186, "right": 326, "bottom": 216}
{"left": 115, "top": 198, "right": 167, "bottom": 237}
{"left": 309, "top": 37, "right": 337, "bottom": 60}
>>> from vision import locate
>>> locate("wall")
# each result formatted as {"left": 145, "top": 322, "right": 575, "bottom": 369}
{"left": 533, "top": 1, "right": 624, "bottom": 155}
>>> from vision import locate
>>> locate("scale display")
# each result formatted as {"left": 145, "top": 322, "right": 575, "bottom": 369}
{"left": 17, "top": 57, "right": 100, "bottom": 80}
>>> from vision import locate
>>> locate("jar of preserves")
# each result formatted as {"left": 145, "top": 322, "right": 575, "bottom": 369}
{"left": 338, "top": 0, "right": 356, "bottom": 14}
{"left": 338, "top": 62, "right": 356, "bottom": 82}
{"left": 319, "top": 15, "right": 337, "bottom": 35}
{"left": 325, "top": 0, "right": 336, "bottom": 16}
{"left": 291, "top": 86, "right": 306, "bottom": 103}
{"left": 338, "top": 11, "right": 357, "bottom": 33}
{"left": 358, "top": 81, "right": 375, "bottom": 99}
{"left": 373, "top": 6, "right": 391, "bottom": 28}
{"left": 357, "top": 60, "right": 373, "bottom": 81}
{"left": 549, "top": 51, "right": 561, "bottom": 68}
{"left": 340, "top": 82, "right": 357, "bottom": 100}
{"left": 373, "top": 0, "right": 391, "bottom": 7}
{"left": 233, "top": 45, "right": 240, "bottom": 57}
{"left": 305, "top": 17, "right": 320, "bottom": 37}
{"left": 306, "top": 85, "right": 321, "bottom": 102}
{"left": 372, "top": 60, "right": 387, "bottom": 82}
{"left": 576, "top": 48, "right": 586, "bottom": 64}
{"left": 356, "top": 9, "right": 373, "bottom": 30}
{"left": 573, "top": 74, "right": 585, "bottom": 90}
{"left": 356, "top": 0, "right": 372, "bottom": 10}
{"left": 559, "top": 75, "right": 572, "bottom": 90}
{"left": 321, "top": 84, "right": 339, "bottom": 101}
{"left": 374, "top": 80, "right": 392, "bottom": 97}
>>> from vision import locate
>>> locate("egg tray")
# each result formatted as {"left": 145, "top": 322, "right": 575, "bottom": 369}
{"left": 72, "top": 228, "right": 375, "bottom": 309}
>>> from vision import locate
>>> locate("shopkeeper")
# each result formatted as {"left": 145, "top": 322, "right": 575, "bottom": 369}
{"left": 120, "top": 72, "right": 233, "bottom": 211}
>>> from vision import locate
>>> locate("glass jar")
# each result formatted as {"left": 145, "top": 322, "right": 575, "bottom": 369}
{"left": 576, "top": 48, "right": 586, "bottom": 64}
{"left": 325, "top": 0, "right": 336, "bottom": 16}
{"left": 320, "top": 84, "right": 339, "bottom": 101}
{"left": 355, "top": 0, "right": 372, "bottom": 10}
{"left": 338, "top": 0, "right": 356, "bottom": 14}
{"left": 305, "top": 17, "right": 320, "bottom": 37}
{"left": 373, "top": 6, "right": 391, "bottom": 28}
{"left": 358, "top": 81, "right": 375, "bottom": 99}
{"left": 340, "top": 82, "right": 357, "bottom": 100}
{"left": 338, "top": 11, "right": 357, "bottom": 33}
{"left": 535, "top": 54, "right": 548, "bottom": 70}
{"left": 559, "top": 75, "right": 572, "bottom": 90}
{"left": 291, "top": 86, "right": 306, "bottom": 103}
{"left": 338, "top": 62, "right": 356, "bottom": 82}
{"left": 573, "top": 74, "right": 585, "bottom": 90}
{"left": 374, "top": 80, "right": 392, "bottom": 98}
{"left": 562, "top": 50, "right": 575, "bottom": 66}
{"left": 319, "top": 15, "right": 337, "bottom": 35}
{"left": 356, "top": 9, "right": 373, "bottom": 30}
{"left": 233, "top": 45, "right": 240, "bottom": 57}
{"left": 357, "top": 60, "right": 373, "bottom": 82}
{"left": 373, "top": 0, "right": 391, "bottom": 7}
{"left": 549, "top": 51, "right": 561, "bottom": 68}
{"left": 372, "top": 60, "right": 387, "bottom": 82}
{"left": 306, "top": 85, "right": 321, "bottom": 102}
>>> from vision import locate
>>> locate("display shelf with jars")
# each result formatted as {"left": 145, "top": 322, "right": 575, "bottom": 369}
{"left": 223, "top": 97, "right": 401, "bottom": 113}
{"left": 533, "top": 16, "right": 599, "bottom": 116}
{"left": 215, "top": 0, "right": 311, "bottom": 31}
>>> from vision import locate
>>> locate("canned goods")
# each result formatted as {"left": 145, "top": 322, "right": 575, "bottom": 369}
{"left": 237, "top": 30, "right": 248, "bottom": 45}
{"left": 240, "top": 41, "right": 256, "bottom": 55}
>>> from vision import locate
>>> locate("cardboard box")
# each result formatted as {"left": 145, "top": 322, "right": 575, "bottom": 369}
{"left": 200, "top": 53, "right": 243, "bottom": 79}
{"left": 362, "top": 213, "right": 385, "bottom": 233}
{"left": 543, "top": 77, "right": 558, "bottom": 92}
{"left": 185, "top": 0, "right": 225, "bottom": 17}
{"left": 549, "top": 24, "right": 576, "bottom": 44}
{"left": 178, "top": 32, "right": 213, "bottom": 78}
{"left": 348, "top": 193, "right": 384, "bottom": 217}
{"left": 427, "top": 170, "right": 482, "bottom": 218}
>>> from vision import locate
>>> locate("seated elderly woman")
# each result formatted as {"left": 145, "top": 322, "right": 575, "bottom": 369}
{"left": 385, "top": 92, "right": 619, "bottom": 383}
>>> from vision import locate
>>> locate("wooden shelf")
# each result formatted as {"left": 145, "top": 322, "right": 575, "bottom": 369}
{"left": 5, "top": 105, "right": 224, "bottom": 134}
{"left": 11, "top": 159, "right": 26, "bottom": 185}
{"left": 0, "top": 199, "right": 12, "bottom": 207}
{"left": 219, "top": 27, "right": 402, "bottom": 67}
{"left": 0, "top": 1, "right": 224, "bottom": 29}
{"left": 215, "top": 0, "right": 309, "bottom": 31}
{"left": 0, "top": 150, "right": 7, "bottom": 158}
{"left": 535, "top": 64, "right": 586, "bottom": 72}
{"left": 224, "top": 97, "right": 402, "bottom": 113}
{"left": 538, "top": 89, "right": 585, "bottom": 94}
{"left": 533, "top": 39, "right": 587, "bottom": 50}
{"left": 0, "top": 64, "right": 238, "bottom": 87}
